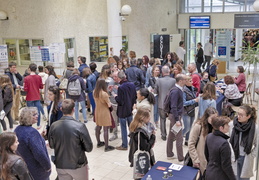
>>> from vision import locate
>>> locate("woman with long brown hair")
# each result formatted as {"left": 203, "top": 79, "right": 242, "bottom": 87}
{"left": 128, "top": 108, "right": 156, "bottom": 179}
{"left": 93, "top": 78, "right": 114, "bottom": 152}
{"left": 44, "top": 65, "right": 57, "bottom": 105}
{"left": 0, "top": 132, "right": 33, "bottom": 180}
{"left": 0, "top": 75, "right": 14, "bottom": 132}
{"left": 188, "top": 107, "right": 218, "bottom": 175}
{"left": 198, "top": 82, "right": 217, "bottom": 118}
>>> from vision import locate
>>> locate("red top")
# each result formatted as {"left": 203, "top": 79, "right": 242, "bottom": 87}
{"left": 234, "top": 73, "right": 246, "bottom": 92}
{"left": 24, "top": 74, "right": 43, "bottom": 101}
{"left": 191, "top": 73, "right": 201, "bottom": 97}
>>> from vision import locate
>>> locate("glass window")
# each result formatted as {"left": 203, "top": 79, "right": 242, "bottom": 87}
{"left": 89, "top": 36, "right": 128, "bottom": 62}
{"left": 188, "top": 0, "right": 202, "bottom": 13}
{"left": 5, "top": 39, "right": 17, "bottom": 63}
{"left": 224, "top": 0, "right": 245, "bottom": 12}
{"left": 182, "top": 0, "right": 255, "bottom": 13}
{"left": 89, "top": 37, "right": 108, "bottom": 62}
{"left": 19, "top": 39, "right": 30, "bottom": 65}
{"left": 32, "top": 39, "right": 44, "bottom": 46}
{"left": 64, "top": 38, "right": 75, "bottom": 63}
{"left": 4, "top": 39, "right": 44, "bottom": 66}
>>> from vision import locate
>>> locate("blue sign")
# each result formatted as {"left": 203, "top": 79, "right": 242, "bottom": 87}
{"left": 40, "top": 47, "right": 50, "bottom": 61}
{"left": 190, "top": 16, "right": 210, "bottom": 29}
{"left": 218, "top": 46, "right": 227, "bottom": 56}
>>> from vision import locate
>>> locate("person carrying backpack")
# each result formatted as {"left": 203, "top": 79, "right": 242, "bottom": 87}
{"left": 205, "top": 59, "right": 220, "bottom": 82}
{"left": 67, "top": 69, "right": 87, "bottom": 123}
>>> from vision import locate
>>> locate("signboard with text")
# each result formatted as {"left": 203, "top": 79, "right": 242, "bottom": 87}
{"left": 234, "top": 14, "right": 259, "bottom": 28}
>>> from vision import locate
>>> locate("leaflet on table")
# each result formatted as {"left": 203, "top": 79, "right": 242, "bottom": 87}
{"left": 168, "top": 163, "right": 183, "bottom": 171}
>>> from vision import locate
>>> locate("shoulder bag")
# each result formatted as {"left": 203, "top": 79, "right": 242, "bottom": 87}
{"left": 184, "top": 126, "right": 202, "bottom": 167}
{"left": 133, "top": 132, "right": 151, "bottom": 179}
{"left": 59, "top": 70, "right": 68, "bottom": 90}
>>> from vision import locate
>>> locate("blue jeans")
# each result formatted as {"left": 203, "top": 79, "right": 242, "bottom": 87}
{"left": 154, "top": 96, "right": 159, "bottom": 123}
{"left": 236, "top": 155, "right": 250, "bottom": 180}
{"left": 88, "top": 92, "right": 96, "bottom": 114}
{"left": 182, "top": 114, "right": 195, "bottom": 142}
{"left": 75, "top": 100, "right": 87, "bottom": 122}
{"left": 27, "top": 100, "right": 45, "bottom": 126}
{"left": 119, "top": 115, "right": 133, "bottom": 148}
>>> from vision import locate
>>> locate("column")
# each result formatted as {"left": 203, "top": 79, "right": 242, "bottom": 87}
{"left": 235, "top": 29, "right": 243, "bottom": 61}
{"left": 107, "top": 0, "right": 122, "bottom": 57}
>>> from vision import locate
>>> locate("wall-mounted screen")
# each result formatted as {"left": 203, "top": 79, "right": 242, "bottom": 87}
{"left": 190, "top": 16, "right": 210, "bottom": 29}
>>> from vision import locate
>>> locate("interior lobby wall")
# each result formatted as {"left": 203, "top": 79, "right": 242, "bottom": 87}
{"left": 0, "top": 0, "right": 178, "bottom": 66}
{"left": 178, "top": 13, "right": 235, "bottom": 29}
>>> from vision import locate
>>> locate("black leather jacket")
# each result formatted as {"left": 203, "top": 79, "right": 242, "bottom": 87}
{"left": 48, "top": 115, "right": 93, "bottom": 169}
{"left": 0, "top": 154, "right": 33, "bottom": 180}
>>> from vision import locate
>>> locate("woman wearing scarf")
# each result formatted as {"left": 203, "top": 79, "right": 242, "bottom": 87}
{"left": 205, "top": 116, "right": 236, "bottom": 180}
{"left": 230, "top": 105, "right": 257, "bottom": 180}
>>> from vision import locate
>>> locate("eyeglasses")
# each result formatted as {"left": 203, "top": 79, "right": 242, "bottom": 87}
{"left": 237, "top": 113, "right": 246, "bottom": 117}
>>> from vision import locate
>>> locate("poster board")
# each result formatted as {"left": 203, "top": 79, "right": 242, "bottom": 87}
{"left": 0, "top": 45, "right": 9, "bottom": 74}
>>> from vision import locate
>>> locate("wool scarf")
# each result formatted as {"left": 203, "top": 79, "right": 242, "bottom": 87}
{"left": 230, "top": 117, "right": 255, "bottom": 160}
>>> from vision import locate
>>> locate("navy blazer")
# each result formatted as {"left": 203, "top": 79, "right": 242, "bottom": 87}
{"left": 169, "top": 86, "right": 184, "bottom": 121}
{"left": 6, "top": 71, "right": 23, "bottom": 90}
{"left": 115, "top": 80, "right": 136, "bottom": 118}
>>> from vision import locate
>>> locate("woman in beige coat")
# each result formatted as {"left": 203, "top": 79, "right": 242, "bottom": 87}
{"left": 94, "top": 78, "right": 115, "bottom": 152}
{"left": 188, "top": 107, "right": 218, "bottom": 174}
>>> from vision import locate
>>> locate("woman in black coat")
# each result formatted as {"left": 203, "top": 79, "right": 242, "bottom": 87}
{"left": 205, "top": 116, "right": 236, "bottom": 180}
{"left": 128, "top": 108, "right": 156, "bottom": 179}
{"left": 195, "top": 42, "right": 204, "bottom": 73}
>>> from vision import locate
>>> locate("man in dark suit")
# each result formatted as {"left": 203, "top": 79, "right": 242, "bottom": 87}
{"left": 5, "top": 62, "right": 23, "bottom": 122}
{"left": 166, "top": 74, "right": 186, "bottom": 162}
{"left": 112, "top": 71, "right": 136, "bottom": 150}
{"left": 154, "top": 65, "right": 175, "bottom": 141}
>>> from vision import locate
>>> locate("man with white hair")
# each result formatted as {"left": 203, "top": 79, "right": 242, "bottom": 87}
{"left": 154, "top": 65, "right": 176, "bottom": 141}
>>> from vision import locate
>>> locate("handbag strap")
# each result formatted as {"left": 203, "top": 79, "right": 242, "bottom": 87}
{"left": 137, "top": 132, "right": 141, "bottom": 151}
{"left": 195, "top": 126, "right": 202, "bottom": 148}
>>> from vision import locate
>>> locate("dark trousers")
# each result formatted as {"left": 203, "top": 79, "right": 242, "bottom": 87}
{"left": 196, "top": 61, "right": 202, "bottom": 73}
{"left": 166, "top": 114, "right": 184, "bottom": 161}
{"left": 159, "top": 108, "right": 167, "bottom": 138}
{"left": 229, "top": 97, "right": 243, "bottom": 106}
{"left": 203, "top": 55, "right": 211, "bottom": 69}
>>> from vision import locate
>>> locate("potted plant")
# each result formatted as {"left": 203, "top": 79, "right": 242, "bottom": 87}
{"left": 240, "top": 41, "right": 259, "bottom": 100}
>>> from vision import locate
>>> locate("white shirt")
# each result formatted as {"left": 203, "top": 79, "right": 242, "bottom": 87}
{"left": 204, "top": 42, "right": 213, "bottom": 56}
{"left": 176, "top": 46, "right": 186, "bottom": 61}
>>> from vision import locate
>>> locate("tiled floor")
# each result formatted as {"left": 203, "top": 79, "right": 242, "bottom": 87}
{"left": 8, "top": 58, "right": 259, "bottom": 180}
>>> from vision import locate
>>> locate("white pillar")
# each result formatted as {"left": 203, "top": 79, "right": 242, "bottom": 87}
{"left": 235, "top": 29, "right": 243, "bottom": 61}
{"left": 107, "top": 0, "right": 122, "bottom": 57}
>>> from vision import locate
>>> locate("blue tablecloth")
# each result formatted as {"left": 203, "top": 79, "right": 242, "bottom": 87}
{"left": 141, "top": 161, "right": 198, "bottom": 180}
{"left": 216, "top": 94, "right": 225, "bottom": 115}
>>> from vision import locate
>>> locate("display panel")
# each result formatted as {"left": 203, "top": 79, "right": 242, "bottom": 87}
{"left": 190, "top": 16, "right": 210, "bottom": 29}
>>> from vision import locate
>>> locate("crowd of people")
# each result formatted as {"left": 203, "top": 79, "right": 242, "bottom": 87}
{"left": 0, "top": 43, "right": 257, "bottom": 180}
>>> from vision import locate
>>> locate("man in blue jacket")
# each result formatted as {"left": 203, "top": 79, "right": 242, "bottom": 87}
{"left": 166, "top": 74, "right": 186, "bottom": 162}
{"left": 112, "top": 71, "right": 136, "bottom": 150}
{"left": 77, "top": 56, "right": 88, "bottom": 77}
{"left": 5, "top": 62, "right": 23, "bottom": 122}
{"left": 125, "top": 58, "right": 145, "bottom": 90}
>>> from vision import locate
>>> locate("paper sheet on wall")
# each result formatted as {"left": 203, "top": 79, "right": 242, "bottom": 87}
{"left": 0, "top": 45, "right": 8, "bottom": 74}
{"left": 30, "top": 46, "right": 42, "bottom": 61}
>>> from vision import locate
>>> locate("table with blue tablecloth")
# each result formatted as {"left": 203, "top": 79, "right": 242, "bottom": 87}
{"left": 141, "top": 161, "right": 199, "bottom": 180}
